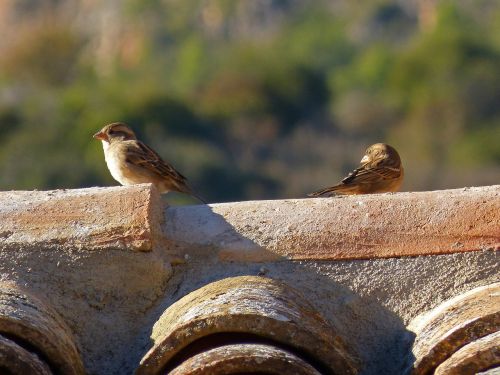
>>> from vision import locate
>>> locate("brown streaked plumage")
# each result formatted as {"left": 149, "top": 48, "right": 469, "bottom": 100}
{"left": 308, "top": 143, "right": 404, "bottom": 197}
{"left": 93, "top": 122, "right": 206, "bottom": 203}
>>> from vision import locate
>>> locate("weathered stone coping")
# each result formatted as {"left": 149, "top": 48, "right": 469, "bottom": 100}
{"left": 0, "top": 185, "right": 162, "bottom": 252}
{"left": 1, "top": 184, "right": 498, "bottom": 260}
{"left": 165, "top": 185, "right": 500, "bottom": 261}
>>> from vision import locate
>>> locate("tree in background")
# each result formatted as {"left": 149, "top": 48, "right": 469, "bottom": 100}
{"left": 0, "top": 0, "right": 498, "bottom": 203}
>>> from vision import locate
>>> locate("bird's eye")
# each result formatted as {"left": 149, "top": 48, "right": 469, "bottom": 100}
{"left": 109, "top": 130, "right": 115, "bottom": 135}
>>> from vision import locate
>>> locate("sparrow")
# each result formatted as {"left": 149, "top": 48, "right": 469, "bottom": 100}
{"left": 308, "top": 143, "right": 404, "bottom": 196}
{"left": 93, "top": 122, "right": 206, "bottom": 203}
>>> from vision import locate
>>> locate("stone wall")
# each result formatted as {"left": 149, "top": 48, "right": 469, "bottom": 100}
{"left": 0, "top": 184, "right": 498, "bottom": 374}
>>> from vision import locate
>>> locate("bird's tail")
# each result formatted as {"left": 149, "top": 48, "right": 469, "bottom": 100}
{"left": 308, "top": 184, "right": 356, "bottom": 197}
{"left": 179, "top": 182, "right": 207, "bottom": 204}
{"left": 191, "top": 192, "right": 207, "bottom": 204}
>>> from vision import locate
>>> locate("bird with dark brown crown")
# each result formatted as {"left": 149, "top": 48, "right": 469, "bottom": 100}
{"left": 94, "top": 122, "right": 206, "bottom": 203}
{"left": 308, "top": 143, "right": 404, "bottom": 197}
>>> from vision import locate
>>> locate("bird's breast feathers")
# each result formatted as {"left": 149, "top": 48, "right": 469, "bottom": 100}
{"left": 102, "top": 141, "right": 145, "bottom": 185}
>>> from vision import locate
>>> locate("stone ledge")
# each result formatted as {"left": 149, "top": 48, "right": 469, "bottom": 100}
{"left": 1, "top": 184, "right": 498, "bottom": 259}
{"left": 0, "top": 184, "right": 498, "bottom": 374}
{"left": 164, "top": 185, "right": 500, "bottom": 261}
{"left": 0, "top": 184, "right": 163, "bottom": 252}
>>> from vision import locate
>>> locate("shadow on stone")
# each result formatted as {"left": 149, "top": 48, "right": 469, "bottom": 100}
{"left": 136, "top": 204, "right": 417, "bottom": 375}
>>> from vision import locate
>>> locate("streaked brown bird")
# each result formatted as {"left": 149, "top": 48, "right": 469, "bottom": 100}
{"left": 94, "top": 122, "right": 206, "bottom": 203}
{"left": 308, "top": 143, "right": 404, "bottom": 197}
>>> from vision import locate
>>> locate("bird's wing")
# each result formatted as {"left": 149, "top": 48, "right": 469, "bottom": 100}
{"left": 309, "top": 156, "right": 401, "bottom": 197}
{"left": 342, "top": 161, "right": 400, "bottom": 185}
{"left": 124, "top": 140, "right": 188, "bottom": 183}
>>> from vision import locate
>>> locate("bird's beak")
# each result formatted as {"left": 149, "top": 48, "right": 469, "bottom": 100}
{"left": 360, "top": 155, "right": 370, "bottom": 164}
{"left": 93, "top": 131, "right": 107, "bottom": 141}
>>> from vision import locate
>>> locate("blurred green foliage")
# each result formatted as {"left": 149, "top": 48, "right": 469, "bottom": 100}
{"left": 0, "top": 0, "right": 499, "bottom": 203}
